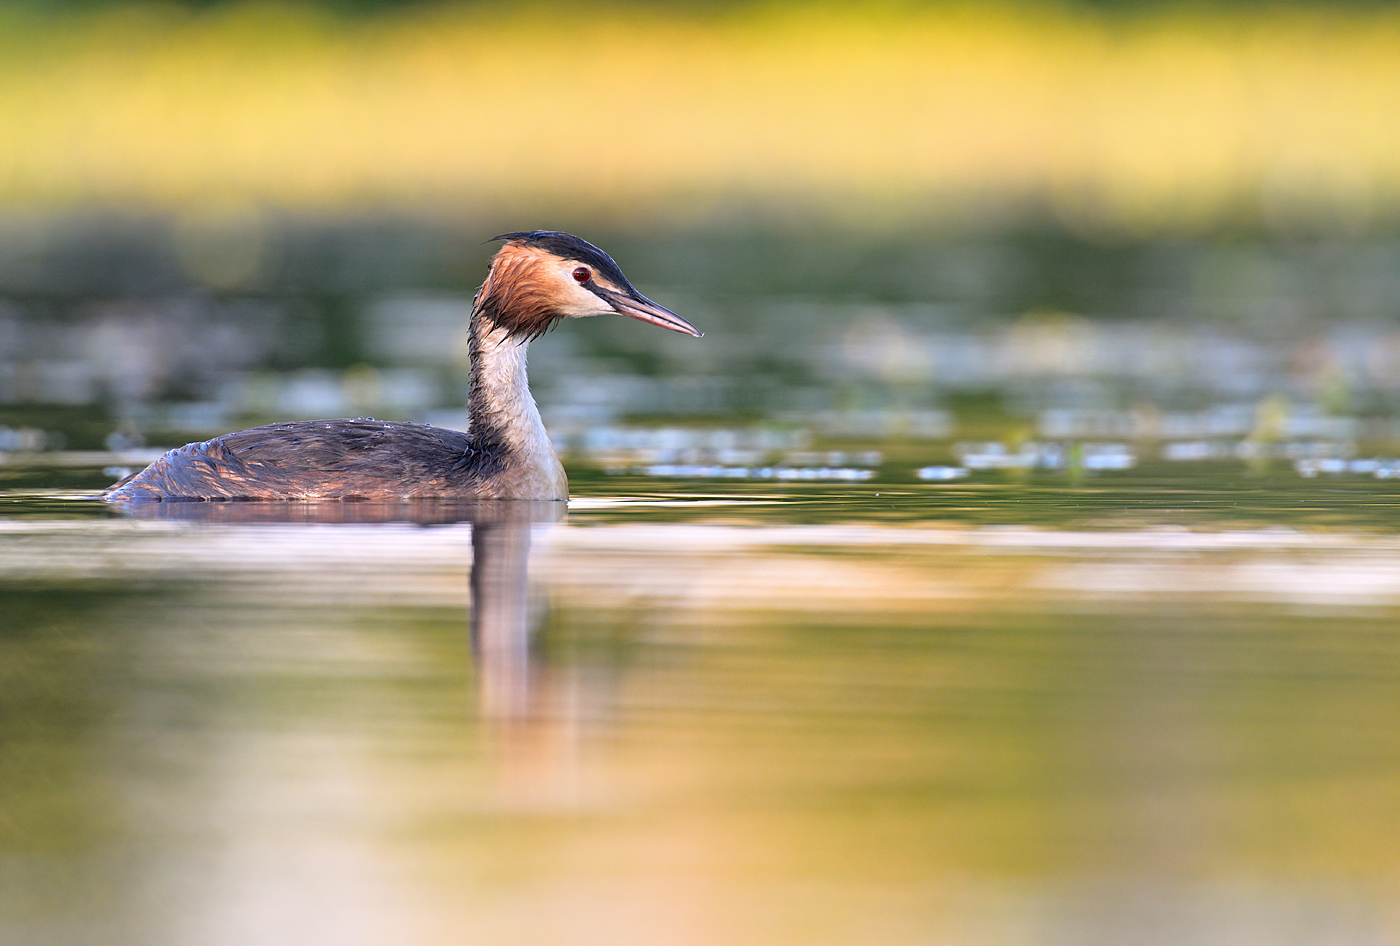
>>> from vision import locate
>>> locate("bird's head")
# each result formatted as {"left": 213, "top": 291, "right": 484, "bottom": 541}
{"left": 476, "top": 230, "right": 702, "bottom": 340}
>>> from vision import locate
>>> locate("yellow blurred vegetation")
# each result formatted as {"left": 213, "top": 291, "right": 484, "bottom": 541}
{"left": 1, "top": 1, "right": 1399, "bottom": 233}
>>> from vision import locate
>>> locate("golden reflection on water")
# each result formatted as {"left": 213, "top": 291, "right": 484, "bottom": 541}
{"left": 3, "top": 487, "right": 1400, "bottom": 944}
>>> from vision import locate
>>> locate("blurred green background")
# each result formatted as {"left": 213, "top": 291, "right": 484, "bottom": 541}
{"left": 2, "top": 0, "right": 1399, "bottom": 468}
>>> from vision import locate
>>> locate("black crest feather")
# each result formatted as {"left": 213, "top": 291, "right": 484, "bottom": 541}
{"left": 490, "top": 231, "right": 639, "bottom": 294}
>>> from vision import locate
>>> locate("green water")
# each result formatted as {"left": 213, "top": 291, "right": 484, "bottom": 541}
{"left": 4, "top": 467, "right": 1400, "bottom": 945}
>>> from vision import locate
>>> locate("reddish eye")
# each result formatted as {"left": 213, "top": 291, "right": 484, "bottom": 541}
{"left": 572, "top": 267, "right": 590, "bottom": 283}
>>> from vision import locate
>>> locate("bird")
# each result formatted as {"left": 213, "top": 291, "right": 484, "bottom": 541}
{"left": 102, "top": 230, "right": 701, "bottom": 503}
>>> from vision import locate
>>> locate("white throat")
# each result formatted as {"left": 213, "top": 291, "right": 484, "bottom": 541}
{"left": 468, "top": 315, "right": 568, "bottom": 499}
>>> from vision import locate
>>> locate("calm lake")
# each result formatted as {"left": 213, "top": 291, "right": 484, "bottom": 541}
{"left": 5, "top": 465, "right": 1400, "bottom": 945}
{"left": 4, "top": 221, "right": 1400, "bottom": 944}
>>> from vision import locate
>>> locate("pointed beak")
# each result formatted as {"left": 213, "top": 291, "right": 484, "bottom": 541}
{"left": 609, "top": 291, "right": 703, "bottom": 337}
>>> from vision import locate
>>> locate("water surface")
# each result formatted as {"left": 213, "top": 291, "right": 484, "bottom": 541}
{"left": 4, "top": 466, "right": 1400, "bottom": 945}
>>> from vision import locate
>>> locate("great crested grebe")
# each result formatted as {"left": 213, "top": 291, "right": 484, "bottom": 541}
{"left": 102, "top": 231, "right": 701, "bottom": 503}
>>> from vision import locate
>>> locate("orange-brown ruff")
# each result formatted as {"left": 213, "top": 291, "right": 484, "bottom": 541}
{"left": 102, "top": 231, "right": 701, "bottom": 502}
{"left": 476, "top": 244, "right": 573, "bottom": 339}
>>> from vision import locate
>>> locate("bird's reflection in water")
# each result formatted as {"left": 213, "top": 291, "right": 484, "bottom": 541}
{"left": 114, "top": 498, "right": 567, "bottom": 725}
{"left": 467, "top": 501, "right": 563, "bottom": 720}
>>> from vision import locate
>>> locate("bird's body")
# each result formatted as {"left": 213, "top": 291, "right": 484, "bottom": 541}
{"left": 104, "top": 418, "right": 554, "bottom": 501}
{"left": 103, "top": 231, "right": 699, "bottom": 503}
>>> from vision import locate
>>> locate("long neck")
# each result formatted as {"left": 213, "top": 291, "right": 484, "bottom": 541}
{"left": 467, "top": 307, "right": 565, "bottom": 497}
